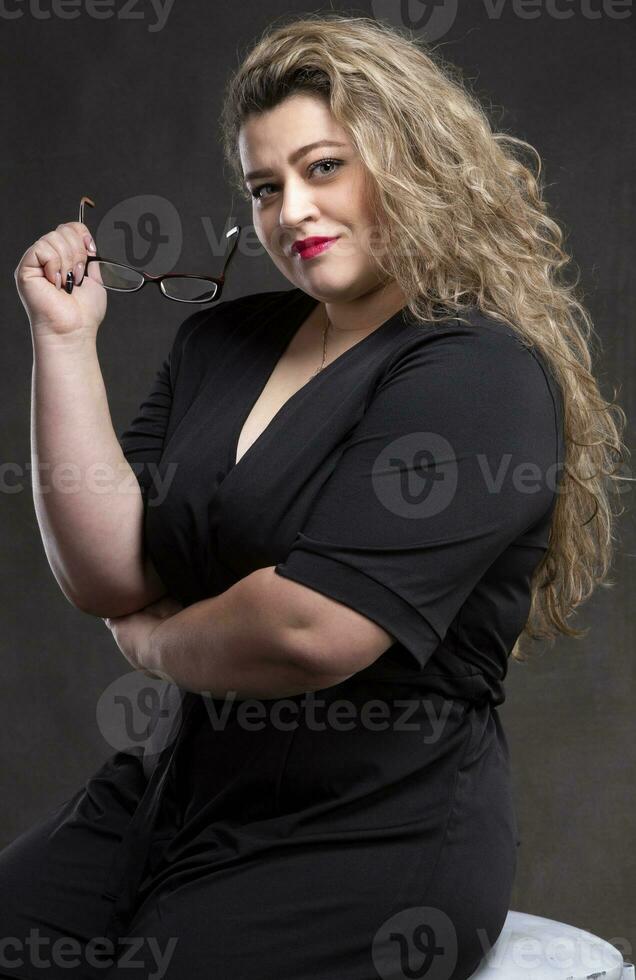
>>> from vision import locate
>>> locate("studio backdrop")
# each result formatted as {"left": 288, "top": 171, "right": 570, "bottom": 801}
{"left": 2, "top": 0, "right": 634, "bottom": 964}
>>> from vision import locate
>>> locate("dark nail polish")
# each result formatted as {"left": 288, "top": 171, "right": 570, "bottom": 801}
{"left": 65, "top": 271, "right": 74, "bottom": 294}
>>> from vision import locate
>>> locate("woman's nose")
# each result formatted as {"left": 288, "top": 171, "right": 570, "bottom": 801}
{"left": 278, "top": 187, "right": 320, "bottom": 230}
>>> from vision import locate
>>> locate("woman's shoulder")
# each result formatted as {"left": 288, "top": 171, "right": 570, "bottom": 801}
{"left": 169, "top": 288, "right": 298, "bottom": 377}
{"left": 389, "top": 304, "right": 558, "bottom": 392}
{"left": 383, "top": 304, "right": 563, "bottom": 443}
{"left": 393, "top": 303, "right": 533, "bottom": 356}
{"left": 175, "top": 288, "right": 294, "bottom": 347}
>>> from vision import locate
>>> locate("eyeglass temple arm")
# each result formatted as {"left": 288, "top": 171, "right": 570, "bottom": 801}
{"left": 79, "top": 195, "right": 95, "bottom": 228}
{"left": 219, "top": 225, "right": 240, "bottom": 282}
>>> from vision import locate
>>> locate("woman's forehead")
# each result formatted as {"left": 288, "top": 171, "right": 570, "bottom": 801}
{"left": 239, "top": 95, "right": 342, "bottom": 151}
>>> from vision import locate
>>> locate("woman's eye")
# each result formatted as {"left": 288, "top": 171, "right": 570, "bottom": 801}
{"left": 250, "top": 158, "right": 342, "bottom": 201}
{"left": 251, "top": 183, "right": 274, "bottom": 201}
{"left": 312, "top": 159, "right": 341, "bottom": 177}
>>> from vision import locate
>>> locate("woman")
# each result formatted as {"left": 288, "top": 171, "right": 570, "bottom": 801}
{"left": 8, "top": 12, "right": 627, "bottom": 980}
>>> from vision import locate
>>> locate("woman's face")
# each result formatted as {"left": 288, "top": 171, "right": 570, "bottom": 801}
{"left": 239, "top": 93, "right": 386, "bottom": 303}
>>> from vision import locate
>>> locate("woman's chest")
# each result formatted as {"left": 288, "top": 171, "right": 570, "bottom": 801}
{"left": 144, "top": 349, "right": 384, "bottom": 602}
{"left": 234, "top": 350, "right": 319, "bottom": 467}
{"left": 234, "top": 312, "right": 374, "bottom": 467}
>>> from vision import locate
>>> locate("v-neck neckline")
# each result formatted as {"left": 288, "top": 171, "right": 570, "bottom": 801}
{"left": 226, "top": 288, "right": 409, "bottom": 477}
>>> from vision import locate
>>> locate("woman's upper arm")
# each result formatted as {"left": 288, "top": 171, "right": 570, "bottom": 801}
{"left": 270, "top": 570, "right": 397, "bottom": 679}
{"left": 274, "top": 324, "right": 560, "bottom": 676}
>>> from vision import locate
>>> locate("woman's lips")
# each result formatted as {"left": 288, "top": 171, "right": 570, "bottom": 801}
{"left": 294, "top": 237, "right": 339, "bottom": 260}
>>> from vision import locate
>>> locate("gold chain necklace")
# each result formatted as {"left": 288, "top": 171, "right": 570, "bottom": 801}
{"left": 310, "top": 307, "right": 372, "bottom": 379}
{"left": 309, "top": 310, "right": 331, "bottom": 378}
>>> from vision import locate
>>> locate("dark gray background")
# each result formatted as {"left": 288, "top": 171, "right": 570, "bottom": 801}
{"left": 3, "top": 0, "right": 634, "bottom": 959}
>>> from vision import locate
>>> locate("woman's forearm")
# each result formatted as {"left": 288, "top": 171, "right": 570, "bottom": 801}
{"left": 146, "top": 567, "right": 354, "bottom": 699}
{"left": 30, "top": 329, "right": 166, "bottom": 617}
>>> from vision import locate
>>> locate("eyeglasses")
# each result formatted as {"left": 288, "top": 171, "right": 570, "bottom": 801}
{"left": 75, "top": 196, "right": 241, "bottom": 303}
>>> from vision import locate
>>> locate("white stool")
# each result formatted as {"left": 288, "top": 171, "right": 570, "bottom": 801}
{"left": 469, "top": 910, "right": 634, "bottom": 979}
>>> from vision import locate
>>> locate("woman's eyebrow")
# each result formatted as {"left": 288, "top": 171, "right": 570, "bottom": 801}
{"left": 244, "top": 140, "right": 348, "bottom": 183}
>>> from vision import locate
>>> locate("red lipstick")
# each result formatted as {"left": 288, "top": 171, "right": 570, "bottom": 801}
{"left": 292, "top": 236, "right": 339, "bottom": 259}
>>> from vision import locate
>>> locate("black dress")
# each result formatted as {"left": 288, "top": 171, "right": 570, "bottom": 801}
{"left": 0, "top": 287, "right": 564, "bottom": 980}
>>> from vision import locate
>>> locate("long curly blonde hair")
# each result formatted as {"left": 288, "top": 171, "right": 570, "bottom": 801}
{"left": 219, "top": 12, "right": 631, "bottom": 662}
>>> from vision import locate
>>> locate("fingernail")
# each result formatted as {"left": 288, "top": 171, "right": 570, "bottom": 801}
{"left": 55, "top": 271, "right": 61, "bottom": 289}
{"left": 75, "top": 262, "right": 84, "bottom": 284}
{"left": 65, "top": 271, "right": 74, "bottom": 294}
{"left": 86, "top": 236, "right": 96, "bottom": 252}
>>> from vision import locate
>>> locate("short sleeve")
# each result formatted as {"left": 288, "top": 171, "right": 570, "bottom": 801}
{"left": 117, "top": 306, "right": 217, "bottom": 503}
{"left": 274, "top": 325, "right": 560, "bottom": 671}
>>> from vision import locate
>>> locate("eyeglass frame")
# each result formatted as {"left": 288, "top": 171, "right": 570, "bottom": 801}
{"left": 75, "top": 196, "right": 241, "bottom": 304}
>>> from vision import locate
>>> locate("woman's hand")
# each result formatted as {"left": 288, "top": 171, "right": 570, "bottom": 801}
{"left": 102, "top": 595, "right": 185, "bottom": 679}
{"left": 14, "top": 217, "right": 108, "bottom": 340}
